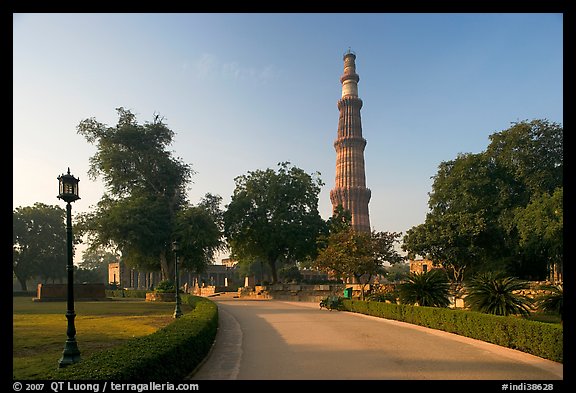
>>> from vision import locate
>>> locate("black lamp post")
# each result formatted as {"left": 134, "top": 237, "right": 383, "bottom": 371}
{"left": 57, "top": 168, "right": 81, "bottom": 368}
{"left": 172, "top": 240, "right": 183, "bottom": 318}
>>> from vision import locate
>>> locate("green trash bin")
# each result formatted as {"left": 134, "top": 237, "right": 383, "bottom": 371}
{"left": 343, "top": 287, "right": 353, "bottom": 299}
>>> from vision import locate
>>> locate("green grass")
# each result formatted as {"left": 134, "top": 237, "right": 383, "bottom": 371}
{"left": 13, "top": 297, "right": 194, "bottom": 380}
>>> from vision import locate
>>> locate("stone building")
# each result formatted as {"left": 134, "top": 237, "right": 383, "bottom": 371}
{"left": 107, "top": 259, "right": 239, "bottom": 290}
{"left": 108, "top": 261, "right": 162, "bottom": 289}
{"left": 221, "top": 258, "right": 238, "bottom": 268}
{"left": 409, "top": 258, "right": 443, "bottom": 274}
{"left": 330, "top": 49, "right": 371, "bottom": 233}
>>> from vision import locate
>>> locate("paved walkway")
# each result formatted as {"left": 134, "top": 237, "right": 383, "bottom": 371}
{"left": 189, "top": 294, "right": 563, "bottom": 380}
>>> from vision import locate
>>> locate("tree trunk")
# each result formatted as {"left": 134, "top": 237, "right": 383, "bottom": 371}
{"left": 268, "top": 257, "right": 278, "bottom": 284}
{"left": 17, "top": 276, "right": 28, "bottom": 292}
{"left": 160, "top": 250, "right": 173, "bottom": 282}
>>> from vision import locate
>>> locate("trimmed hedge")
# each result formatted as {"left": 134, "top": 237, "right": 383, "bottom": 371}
{"left": 13, "top": 291, "right": 37, "bottom": 297}
{"left": 343, "top": 299, "right": 563, "bottom": 363}
{"left": 48, "top": 295, "right": 218, "bottom": 380}
{"left": 105, "top": 289, "right": 148, "bottom": 298}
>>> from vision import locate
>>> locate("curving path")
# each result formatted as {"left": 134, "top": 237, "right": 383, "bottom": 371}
{"left": 188, "top": 294, "right": 563, "bottom": 380}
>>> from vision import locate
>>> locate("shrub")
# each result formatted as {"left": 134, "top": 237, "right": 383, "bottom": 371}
{"left": 398, "top": 269, "right": 451, "bottom": 307}
{"left": 319, "top": 296, "right": 345, "bottom": 311}
{"left": 366, "top": 284, "right": 399, "bottom": 303}
{"left": 464, "top": 272, "right": 533, "bottom": 317}
{"left": 154, "top": 279, "right": 176, "bottom": 293}
{"left": 105, "top": 289, "right": 148, "bottom": 298}
{"left": 534, "top": 283, "right": 563, "bottom": 322}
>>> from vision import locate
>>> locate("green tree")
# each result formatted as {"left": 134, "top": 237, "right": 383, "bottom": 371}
{"left": 76, "top": 107, "right": 221, "bottom": 280}
{"left": 402, "top": 119, "right": 563, "bottom": 281}
{"left": 403, "top": 152, "right": 517, "bottom": 282}
{"left": 78, "top": 191, "right": 174, "bottom": 276}
{"left": 235, "top": 257, "right": 270, "bottom": 285}
{"left": 326, "top": 204, "right": 352, "bottom": 233}
{"left": 314, "top": 228, "right": 404, "bottom": 299}
{"left": 486, "top": 119, "right": 563, "bottom": 278}
{"left": 486, "top": 119, "right": 562, "bottom": 197}
{"left": 80, "top": 247, "right": 120, "bottom": 271}
{"left": 278, "top": 265, "right": 303, "bottom": 283}
{"left": 174, "top": 196, "right": 226, "bottom": 275}
{"left": 398, "top": 269, "right": 451, "bottom": 307}
{"left": 74, "top": 266, "right": 105, "bottom": 284}
{"left": 78, "top": 247, "right": 120, "bottom": 284}
{"left": 197, "top": 193, "right": 225, "bottom": 232}
{"left": 384, "top": 261, "right": 410, "bottom": 282}
{"left": 463, "top": 271, "right": 533, "bottom": 317}
{"left": 514, "top": 187, "right": 563, "bottom": 281}
{"left": 223, "top": 162, "right": 326, "bottom": 283}
{"left": 13, "top": 203, "right": 68, "bottom": 290}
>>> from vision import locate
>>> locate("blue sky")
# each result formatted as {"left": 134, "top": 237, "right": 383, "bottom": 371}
{"left": 13, "top": 13, "right": 563, "bottom": 261}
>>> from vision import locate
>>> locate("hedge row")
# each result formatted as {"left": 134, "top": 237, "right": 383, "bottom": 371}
{"left": 13, "top": 291, "right": 37, "bottom": 297}
{"left": 49, "top": 295, "right": 218, "bottom": 380}
{"left": 105, "top": 289, "right": 148, "bottom": 298}
{"left": 343, "top": 299, "right": 563, "bottom": 363}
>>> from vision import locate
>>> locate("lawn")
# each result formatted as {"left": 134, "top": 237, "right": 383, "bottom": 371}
{"left": 13, "top": 296, "right": 194, "bottom": 380}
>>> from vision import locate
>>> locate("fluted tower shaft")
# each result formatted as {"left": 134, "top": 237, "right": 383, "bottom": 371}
{"left": 330, "top": 51, "right": 371, "bottom": 232}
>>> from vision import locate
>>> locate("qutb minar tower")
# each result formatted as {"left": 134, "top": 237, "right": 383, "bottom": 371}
{"left": 330, "top": 49, "right": 371, "bottom": 232}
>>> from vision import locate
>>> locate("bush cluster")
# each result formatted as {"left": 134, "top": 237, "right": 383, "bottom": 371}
{"left": 13, "top": 291, "right": 37, "bottom": 298}
{"left": 154, "top": 280, "right": 176, "bottom": 293}
{"left": 105, "top": 289, "right": 148, "bottom": 298}
{"left": 319, "top": 296, "right": 345, "bottom": 311}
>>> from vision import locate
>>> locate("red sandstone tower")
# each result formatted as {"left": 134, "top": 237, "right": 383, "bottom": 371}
{"left": 330, "top": 50, "right": 371, "bottom": 232}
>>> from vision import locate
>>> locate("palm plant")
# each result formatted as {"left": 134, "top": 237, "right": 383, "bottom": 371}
{"left": 535, "top": 283, "right": 563, "bottom": 323}
{"left": 463, "top": 271, "right": 533, "bottom": 317}
{"left": 398, "top": 269, "right": 451, "bottom": 307}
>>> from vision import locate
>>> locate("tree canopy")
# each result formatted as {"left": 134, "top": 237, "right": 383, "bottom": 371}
{"left": 223, "top": 162, "right": 326, "bottom": 283}
{"left": 174, "top": 194, "right": 226, "bottom": 274}
{"left": 78, "top": 247, "right": 121, "bottom": 284}
{"left": 76, "top": 107, "right": 222, "bottom": 280}
{"left": 402, "top": 119, "right": 563, "bottom": 282}
{"left": 314, "top": 228, "right": 404, "bottom": 298}
{"left": 13, "top": 203, "right": 68, "bottom": 290}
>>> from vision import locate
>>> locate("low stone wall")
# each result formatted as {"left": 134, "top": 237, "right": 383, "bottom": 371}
{"left": 239, "top": 283, "right": 349, "bottom": 302}
{"left": 191, "top": 285, "right": 229, "bottom": 297}
{"left": 145, "top": 292, "right": 176, "bottom": 302}
{"left": 514, "top": 281, "right": 562, "bottom": 299}
{"left": 237, "top": 286, "right": 272, "bottom": 300}
{"left": 35, "top": 283, "right": 107, "bottom": 301}
{"left": 237, "top": 281, "right": 560, "bottom": 306}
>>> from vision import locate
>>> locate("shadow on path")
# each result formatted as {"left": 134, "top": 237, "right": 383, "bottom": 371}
{"left": 189, "top": 297, "right": 563, "bottom": 381}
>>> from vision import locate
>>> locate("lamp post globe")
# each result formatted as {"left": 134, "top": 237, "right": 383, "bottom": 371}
{"left": 172, "top": 240, "right": 183, "bottom": 318}
{"left": 57, "top": 168, "right": 81, "bottom": 368}
{"left": 57, "top": 167, "right": 80, "bottom": 204}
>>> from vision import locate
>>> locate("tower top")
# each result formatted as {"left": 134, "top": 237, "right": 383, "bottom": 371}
{"left": 340, "top": 49, "right": 359, "bottom": 97}
{"left": 343, "top": 47, "right": 356, "bottom": 60}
